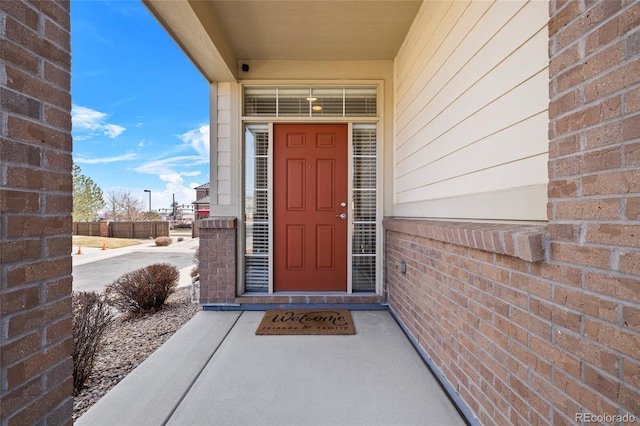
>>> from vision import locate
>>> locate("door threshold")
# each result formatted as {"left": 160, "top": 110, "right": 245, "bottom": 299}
{"left": 202, "top": 292, "right": 386, "bottom": 310}
{"left": 203, "top": 303, "right": 388, "bottom": 311}
{"left": 243, "top": 291, "right": 380, "bottom": 297}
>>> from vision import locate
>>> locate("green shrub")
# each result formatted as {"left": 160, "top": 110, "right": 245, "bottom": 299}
{"left": 105, "top": 263, "right": 179, "bottom": 316}
{"left": 155, "top": 236, "right": 172, "bottom": 246}
{"left": 72, "top": 291, "right": 114, "bottom": 394}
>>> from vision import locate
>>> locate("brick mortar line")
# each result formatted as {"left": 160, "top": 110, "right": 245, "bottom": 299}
{"left": 549, "top": 105, "right": 640, "bottom": 138}
{"left": 4, "top": 111, "right": 71, "bottom": 136}
{"left": 387, "top": 238, "right": 640, "bottom": 333}
{"left": 549, "top": 107, "right": 640, "bottom": 139}
{"left": 547, "top": 194, "right": 639, "bottom": 202}
{"left": 0, "top": 295, "right": 72, "bottom": 342}
{"left": 552, "top": 33, "right": 637, "bottom": 76}
{"left": 546, "top": 221, "right": 640, "bottom": 230}
{"left": 2, "top": 315, "right": 72, "bottom": 366}
{"left": 549, "top": 142, "right": 640, "bottom": 164}
{"left": 388, "top": 266, "right": 640, "bottom": 359}
{"left": 3, "top": 21, "right": 71, "bottom": 61}
{"left": 392, "top": 290, "right": 638, "bottom": 422}
{"left": 550, "top": 65, "right": 640, "bottom": 104}
{"left": 551, "top": 1, "right": 637, "bottom": 42}
{"left": 536, "top": 323, "right": 640, "bottom": 389}
{"left": 1, "top": 86, "right": 70, "bottom": 111}
{"left": 392, "top": 299, "right": 548, "bottom": 422}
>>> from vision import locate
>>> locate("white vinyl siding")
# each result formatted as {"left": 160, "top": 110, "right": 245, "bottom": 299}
{"left": 393, "top": 0, "right": 549, "bottom": 221}
{"left": 216, "top": 82, "right": 232, "bottom": 205}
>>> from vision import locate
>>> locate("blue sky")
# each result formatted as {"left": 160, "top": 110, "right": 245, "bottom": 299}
{"left": 71, "top": 1, "right": 209, "bottom": 213}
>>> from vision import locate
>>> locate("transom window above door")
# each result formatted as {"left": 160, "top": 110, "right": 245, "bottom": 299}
{"left": 244, "top": 87, "right": 377, "bottom": 117}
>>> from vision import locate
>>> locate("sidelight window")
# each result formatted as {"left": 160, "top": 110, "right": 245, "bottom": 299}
{"left": 352, "top": 124, "right": 377, "bottom": 292}
{"left": 244, "top": 124, "right": 270, "bottom": 291}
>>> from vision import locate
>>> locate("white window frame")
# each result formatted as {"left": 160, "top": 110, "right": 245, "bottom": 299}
{"left": 239, "top": 82, "right": 384, "bottom": 296}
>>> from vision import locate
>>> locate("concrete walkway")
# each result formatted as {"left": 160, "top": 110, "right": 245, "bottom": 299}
{"left": 77, "top": 310, "right": 466, "bottom": 426}
{"left": 73, "top": 237, "right": 466, "bottom": 426}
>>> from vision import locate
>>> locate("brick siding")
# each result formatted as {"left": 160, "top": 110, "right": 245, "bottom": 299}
{"left": 386, "top": 1, "right": 640, "bottom": 424}
{"left": 198, "top": 218, "right": 238, "bottom": 304}
{"left": 0, "top": 1, "right": 73, "bottom": 425}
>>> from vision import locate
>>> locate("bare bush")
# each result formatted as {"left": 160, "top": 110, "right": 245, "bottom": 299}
{"left": 105, "top": 263, "right": 179, "bottom": 316}
{"left": 177, "top": 237, "right": 184, "bottom": 242}
{"left": 72, "top": 291, "right": 114, "bottom": 395}
{"left": 190, "top": 247, "right": 199, "bottom": 282}
{"left": 104, "top": 189, "right": 146, "bottom": 222}
{"left": 155, "top": 236, "right": 172, "bottom": 246}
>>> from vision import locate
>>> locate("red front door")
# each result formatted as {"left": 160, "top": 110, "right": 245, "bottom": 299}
{"left": 274, "top": 124, "right": 348, "bottom": 291}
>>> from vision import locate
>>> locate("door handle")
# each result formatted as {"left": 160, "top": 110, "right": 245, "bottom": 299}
{"left": 336, "top": 213, "right": 347, "bottom": 219}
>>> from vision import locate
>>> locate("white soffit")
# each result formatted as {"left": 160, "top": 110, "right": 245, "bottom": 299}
{"left": 143, "top": 0, "right": 423, "bottom": 82}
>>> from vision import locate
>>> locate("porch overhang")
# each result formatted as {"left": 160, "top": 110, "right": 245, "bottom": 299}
{"left": 142, "top": 0, "right": 423, "bottom": 83}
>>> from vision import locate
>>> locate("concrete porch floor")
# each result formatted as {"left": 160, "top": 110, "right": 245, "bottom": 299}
{"left": 76, "top": 310, "right": 467, "bottom": 426}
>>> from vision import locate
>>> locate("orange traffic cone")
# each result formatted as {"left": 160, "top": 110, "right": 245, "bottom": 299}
{"left": 76, "top": 247, "right": 82, "bottom": 255}
{"left": 101, "top": 242, "right": 107, "bottom": 250}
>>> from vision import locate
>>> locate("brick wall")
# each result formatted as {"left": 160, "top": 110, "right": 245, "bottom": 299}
{"left": 386, "top": 1, "right": 640, "bottom": 424}
{"left": 0, "top": 1, "right": 73, "bottom": 425}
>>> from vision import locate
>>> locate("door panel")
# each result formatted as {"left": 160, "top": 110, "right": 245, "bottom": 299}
{"left": 316, "top": 159, "right": 335, "bottom": 210}
{"left": 316, "top": 225, "right": 335, "bottom": 269}
{"left": 286, "top": 225, "right": 305, "bottom": 269}
{"left": 286, "top": 159, "right": 305, "bottom": 210}
{"left": 274, "top": 124, "right": 348, "bottom": 291}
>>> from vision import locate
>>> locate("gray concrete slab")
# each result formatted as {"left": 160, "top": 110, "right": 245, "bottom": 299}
{"left": 72, "top": 238, "right": 199, "bottom": 292}
{"left": 76, "top": 311, "right": 242, "bottom": 426}
{"left": 74, "top": 245, "right": 465, "bottom": 426}
{"left": 167, "top": 311, "right": 465, "bottom": 426}
{"left": 73, "top": 252, "right": 195, "bottom": 292}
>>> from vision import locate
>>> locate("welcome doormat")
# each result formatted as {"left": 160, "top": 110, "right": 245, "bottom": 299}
{"left": 256, "top": 309, "right": 355, "bottom": 335}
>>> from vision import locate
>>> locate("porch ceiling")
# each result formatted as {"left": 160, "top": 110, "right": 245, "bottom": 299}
{"left": 142, "top": 0, "right": 422, "bottom": 82}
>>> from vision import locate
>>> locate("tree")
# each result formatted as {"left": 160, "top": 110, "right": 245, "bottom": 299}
{"left": 73, "top": 164, "right": 105, "bottom": 221}
{"left": 142, "top": 211, "right": 162, "bottom": 221}
{"left": 170, "top": 200, "right": 181, "bottom": 220}
{"left": 105, "top": 189, "right": 146, "bottom": 221}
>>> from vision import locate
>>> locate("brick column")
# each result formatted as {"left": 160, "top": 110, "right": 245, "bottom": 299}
{"left": 198, "top": 217, "right": 237, "bottom": 304}
{"left": 99, "top": 220, "right": 110, "bottom": 237}
{"left": 0, "top": 1, "right": 73, "bottom": 425}
{"left": 548, "top": 0, "right": 640, "bottom": 422}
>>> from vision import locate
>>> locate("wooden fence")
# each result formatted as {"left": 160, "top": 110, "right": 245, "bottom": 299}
{"left": 73, "top": 222, "right": 101, "bottom": 236}
{"left": 72, "top": 221, "right": 170, "bottom": 239}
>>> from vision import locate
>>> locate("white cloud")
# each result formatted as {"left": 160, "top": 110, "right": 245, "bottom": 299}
{"left": 134, "top": 155, "right": 208, "bottom": 176}
{"left": 72, "top": 105, "right": 126, "bottom": 139}
{"left": 132, "top": 124, "right": 210, "bottom": 208}
{"left": 75, "top": 153, "right": 137, "bottom": 164}
{"left": 178, "top": 125, "right": 209, "bottom": 158}
{"left": 103, "top": 123, "right": 126, "bottom": 138}
{"left": 154, "top": 173, "right": 201, "bottom": 207}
